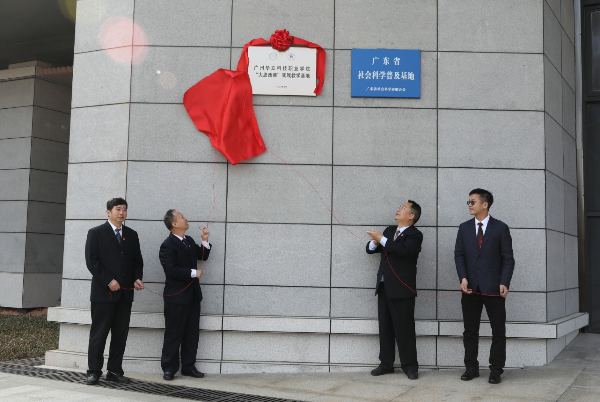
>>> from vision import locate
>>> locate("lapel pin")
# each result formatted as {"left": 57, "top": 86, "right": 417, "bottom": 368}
{"left": 401, "top": 234, "right": 404, "bottom": 237}
{"left": 122, "top": 238, "right": 126, "bottom": 241}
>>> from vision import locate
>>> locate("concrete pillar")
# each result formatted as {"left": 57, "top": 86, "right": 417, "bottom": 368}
{"left": 0, "top": 60, "right": 71, "bottom": 308}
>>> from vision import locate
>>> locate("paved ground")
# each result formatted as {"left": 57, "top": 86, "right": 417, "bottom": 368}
{"left": 1, "top": 333, "right": 600, "bottom": 401}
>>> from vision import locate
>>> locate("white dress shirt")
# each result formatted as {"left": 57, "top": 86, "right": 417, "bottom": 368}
{"left": 475, "top": 214, "right": 490, "bottom": 235}
{"left": 108, "top": 220, "right": 122, "bottom": 235}
{"left": 369, "top": 225, "right": 410, "bottom": 282}
{"left": 107, "top": 220, "right": 124, "bottom": 284}
{"left": 172, "top": 233, "right": 211, "bottom": 278}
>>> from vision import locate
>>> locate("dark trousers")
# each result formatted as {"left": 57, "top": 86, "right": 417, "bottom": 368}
{"left": 461, "top": 290, "right": 506, "bottom": 372}
{"left": 88, "top": 298, "right": 132, "bottom": 376}
{"left": 161, "top": 301, "right": 201, "bottom": 373}
{"left": 377, "top": 282, "right": 418, "bottom": 373}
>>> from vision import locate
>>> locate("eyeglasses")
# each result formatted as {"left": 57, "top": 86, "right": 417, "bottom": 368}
{"left": 466, "top": 200, "right": 478, "bottom": 206}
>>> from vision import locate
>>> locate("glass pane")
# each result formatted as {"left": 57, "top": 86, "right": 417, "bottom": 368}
{"left": 592, "top": 11, "right": 600, "bottom": 91}
{"left": 588, "top": 218, "right": 600, "bottom": 331}
{"left": 585, "top": 104, "right": 600, "bottom": 211}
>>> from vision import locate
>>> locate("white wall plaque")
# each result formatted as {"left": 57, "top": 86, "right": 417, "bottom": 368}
{"left": 247, "top": 46, "right": 317, "bottom": 96}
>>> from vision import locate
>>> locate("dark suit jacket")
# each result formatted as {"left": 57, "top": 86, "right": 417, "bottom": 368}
{"left": 366, "top": 225, "right": 423, "bottom": 299}
{"left": 159, "top": 233, "right": 211, "bottom": 304}
{"left": 85, "top": 222, "right": 143, "bottom": 303}
{"left": 454, "top": 216, "right": 515, "bottom": 295}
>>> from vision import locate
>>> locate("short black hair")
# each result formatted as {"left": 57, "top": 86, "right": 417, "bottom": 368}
{"left": 107, "top": 198, "right": 127, "bottom": 211}
{"left": 164, "top": 209, "right": 176, "bottom": 230}
{"left": 469, "top": 188, "right": 494, "bottom": 209}
{"left": 407, "top": 200, "right": 421, "bottom": 224}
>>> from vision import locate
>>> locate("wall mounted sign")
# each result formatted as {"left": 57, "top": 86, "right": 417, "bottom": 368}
{"left": 351, "top": 49, "right": 421, "bottom": 98}
{"left": 184, "top": 29, "right": 326, "bottom": 164}
{"left": 248, "top": 46, "right": 317, "bottom": 96}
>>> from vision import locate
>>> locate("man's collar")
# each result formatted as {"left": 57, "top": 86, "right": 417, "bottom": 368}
{"left": 171, "top": 232, "right": 184, "bottom": 241}
{"left": 397, "top": 225, "right": 411, "bottom": 233}
{"left": 107, "top": 220, "right": 122, "bottom": 231}
{"left": 475, "top": 215, "right": 490, "bottom": 225}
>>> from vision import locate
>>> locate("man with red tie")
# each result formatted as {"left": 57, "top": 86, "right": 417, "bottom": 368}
{"left": 454, "top": 189, "right": 515, "bottom": 384}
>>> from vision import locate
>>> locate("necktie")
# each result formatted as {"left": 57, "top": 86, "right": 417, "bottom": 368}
{"left": 115, "top": 227, "right": 122, "bottom": 245}
{"left": 477, "top": 222, "right": 483, "bottom": 249}
{"left": 182, "top": 237, "right": 189, "bottom": 249}
{"left": 393, "top": 229, "right": 401, "bottom": 241}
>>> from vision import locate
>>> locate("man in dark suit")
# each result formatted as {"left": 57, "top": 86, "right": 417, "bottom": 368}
{"left": 159, "top": 209, "right": 211, "bottom": 380}
{"left": 455, "top": 188, "right": 515, "bottom": 384}
{"left": 85, "top": 197, "right": 144, "bottom": 385}
{"left": 366, "top": 200, "right": 423, "bottom": 380}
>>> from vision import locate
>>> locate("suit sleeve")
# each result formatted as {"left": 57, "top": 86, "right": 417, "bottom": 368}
{"left": 133, "top": 233, "right": 144, "bottom": 281}
{"left": 85, "top": 229, "right": 114, "bottom": 287}
{"left": 159, "top": 242, "right": 195, "bottom": 280}
{"left": 194, "top": 242, "right": 211, "bottom": 261}
{"left": 454, "top": 225, "right": 468, "bottom": 283}
{"left": 366, "top": 241, "right": 382, "bottom": 254}
{"left": 383, "top": 231, "right": 422, "bottom": 257}
{"left": 499, "top": 225, "right": 515, "bottom": 288}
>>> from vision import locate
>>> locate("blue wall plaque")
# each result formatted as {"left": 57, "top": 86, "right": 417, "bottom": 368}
{"left": 351, "top": 49, "right": 421, "bottom": 98}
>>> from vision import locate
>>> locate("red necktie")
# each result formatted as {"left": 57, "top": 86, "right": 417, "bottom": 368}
{"left": 477, "top": 222, "right": 483, "bottom": 249}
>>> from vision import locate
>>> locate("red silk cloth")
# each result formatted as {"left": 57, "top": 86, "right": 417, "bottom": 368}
{"left": 183, "top": 69, "right": 265, "bottom": 165}
{"left": 183, "top": 31, "right": 326, "bottom": 165}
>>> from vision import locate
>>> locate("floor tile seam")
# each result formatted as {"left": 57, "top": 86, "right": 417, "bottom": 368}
{"left": 386, "top": 385, "right": 415, "bottom": 402}
{"left": 555, "top": 369, "right": 586, "bottom": 401}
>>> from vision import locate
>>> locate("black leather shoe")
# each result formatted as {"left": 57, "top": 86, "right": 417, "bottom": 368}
{"left": 163, "top": 372, "right": 175, "bottom": 381}
{"left": 406, "top": 370, "right": 418, "bottom": 380}
{"left": 86, "top": 373, "right": 100, "bottom": 385}
{"left": 488, "top": 370, "right": 502, "bottom": 384}
{"left": 371, "top": 366, "right": 394, "bottom": 376}
{"left": 181, "top": 368, "right": 205, "bottom": 378}
{"left": 106, "top": 371, "right": 131, "bottom": 384}
{"left": 461, "top": 368, "right": 480, "bottom": 381}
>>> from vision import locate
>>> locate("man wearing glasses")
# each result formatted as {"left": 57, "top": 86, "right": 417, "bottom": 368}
{"left": 365, "top": 200, "right": 423, "bottom": 380}
{"left": 455, "top": 189, "right": 515, "bottom": 384}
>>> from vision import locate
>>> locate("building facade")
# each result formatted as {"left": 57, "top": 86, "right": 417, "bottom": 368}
{"left": 40, "top": 0, "right": 590, "bottom": 372}
{"left": 0, "top": 62, "right": 71, "bottom": 308}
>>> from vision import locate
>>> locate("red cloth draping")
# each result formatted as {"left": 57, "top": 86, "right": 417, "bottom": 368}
{"left": 183, "top": 69, "right": 266, "bottom": 165}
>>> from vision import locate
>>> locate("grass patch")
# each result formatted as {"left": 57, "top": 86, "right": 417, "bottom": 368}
{"left": 0, "top": 314, "right": 59, "bottom": 361}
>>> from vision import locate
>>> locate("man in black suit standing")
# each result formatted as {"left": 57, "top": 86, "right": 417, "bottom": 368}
{"left": 85, "top": 197, "right": 144, "bottom": 385}
{"left": 160, "top": 209, "right": 211, "bottom": 380}
{"left": 455, "top": 188, "right": 515, "bottom": 384}
{"left": 366, "top": 200, "right": 423, "bottom": 380}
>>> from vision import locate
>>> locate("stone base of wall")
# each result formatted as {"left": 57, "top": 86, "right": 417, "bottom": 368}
{"left": 46, "top": 308, "right": 587, "bottom": 374}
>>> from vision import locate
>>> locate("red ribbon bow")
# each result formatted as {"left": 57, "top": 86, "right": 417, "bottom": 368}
{"left": 270, "top": 29, "right": 293, "bottom": 50}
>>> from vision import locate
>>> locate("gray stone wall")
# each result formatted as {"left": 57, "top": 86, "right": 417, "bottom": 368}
{"left": 0, "top": 64, "right": 70, "bottom": 308}
{"left": 543, "top": 0, "right": 578, "bottom": 327}
{"left": 49, "top": 0, "right": 585, "bottom": 372}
